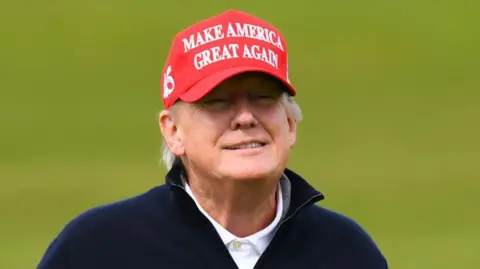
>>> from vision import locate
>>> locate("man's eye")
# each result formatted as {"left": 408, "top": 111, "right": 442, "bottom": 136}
{"left": 199, "top": 98, "right": 230, "bottom": 110}
{"left": 206, "top": 98, "right": 227, "bottom": 103}
{"left": 251, "top": 94, "right": 277, "bottom": 101}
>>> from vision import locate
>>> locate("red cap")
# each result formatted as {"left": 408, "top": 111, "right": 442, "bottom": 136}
{"left": 160, "top": 9, "right": 295, "bottom": 109}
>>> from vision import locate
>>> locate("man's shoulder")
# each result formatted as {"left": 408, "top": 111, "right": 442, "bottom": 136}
{"left": 294, "top": 203, "right": 388, "bottom": 266}
{"left": 303, "top": 204, "right": 374, "bottom": 235}
{"left": 299, "top": 204, "right": 380, "bottom": 244}
{"left": 36, "top": 185, "right": 173, "bottom": 268}
{"left": 60, "top": 185, "right": 170, "bottom": 239}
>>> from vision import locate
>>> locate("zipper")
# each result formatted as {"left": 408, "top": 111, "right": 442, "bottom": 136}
{"left": 253, "top": 193, "right": 323, "bottom": 269}
{"left": 171, "top": 182, "right": 186, "bottom": 191}
{"left": 277, "top": 193, "right": 323, "bottom": 227}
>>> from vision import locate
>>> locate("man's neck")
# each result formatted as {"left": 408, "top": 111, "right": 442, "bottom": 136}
{"left": 186, "top": 174, "right": 279, "bottom": 238}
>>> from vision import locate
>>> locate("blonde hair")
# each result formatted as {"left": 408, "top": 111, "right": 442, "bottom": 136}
{"left": 160, "top": 92, "right": 303, "bottom": 170}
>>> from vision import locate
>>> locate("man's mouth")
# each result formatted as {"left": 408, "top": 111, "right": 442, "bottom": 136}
{"left": 225, "top": 142, "right": 266, "bottom": 150}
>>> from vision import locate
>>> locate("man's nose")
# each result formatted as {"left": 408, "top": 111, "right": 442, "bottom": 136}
{"left": 230, "top": 100, "right": 258, "bottom": 130}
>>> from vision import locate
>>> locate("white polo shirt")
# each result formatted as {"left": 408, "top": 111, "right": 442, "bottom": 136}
{"left": 184, "top": 182, "right": 284, "bottom": 269}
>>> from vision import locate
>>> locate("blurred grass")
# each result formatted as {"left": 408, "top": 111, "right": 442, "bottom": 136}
{"left": 1, "top": 0, "right": 479, "bottom": 268}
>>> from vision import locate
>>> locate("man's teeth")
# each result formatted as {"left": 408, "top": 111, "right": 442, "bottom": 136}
{"left": 228, "top": 142, "right": 264, "bottom": 150}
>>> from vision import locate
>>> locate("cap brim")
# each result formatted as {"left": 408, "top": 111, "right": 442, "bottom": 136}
{"left": 179, "top": 66, "right": 296, "bottom": 103}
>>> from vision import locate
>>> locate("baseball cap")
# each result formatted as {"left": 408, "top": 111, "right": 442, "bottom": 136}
{"left": 160, "top": 9, "right": 296, "bottom": 109}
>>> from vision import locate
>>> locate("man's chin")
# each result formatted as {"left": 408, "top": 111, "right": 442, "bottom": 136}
{"left": 218, "top": 164, "right": 280, "bottom": 181}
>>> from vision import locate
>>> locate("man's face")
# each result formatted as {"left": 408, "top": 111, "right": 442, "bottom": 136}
{"left": 160, "top": 72, "right": 297, "bottom": 182}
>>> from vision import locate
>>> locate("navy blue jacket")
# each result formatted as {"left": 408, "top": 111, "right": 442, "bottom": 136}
{"left": 37, "top": 161, "right": 388, "bottom": 269}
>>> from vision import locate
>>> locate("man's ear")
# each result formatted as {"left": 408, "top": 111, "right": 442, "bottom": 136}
{"left": 158, "top": 109, "right": 185, "bottom": 156}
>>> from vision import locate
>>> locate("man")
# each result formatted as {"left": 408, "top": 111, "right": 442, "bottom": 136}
{"left": 37, "top": 9, "right": 388, "bottom": 269}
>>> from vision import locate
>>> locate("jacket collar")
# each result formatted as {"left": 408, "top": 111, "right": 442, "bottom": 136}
{"left": 165, "top": 159, "right": 325, "bottom": 222}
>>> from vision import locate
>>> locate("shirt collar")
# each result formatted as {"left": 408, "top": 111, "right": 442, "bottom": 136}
{"left": 183, "top": 177, "right": 285, "bottom": 255}
{"left": 165, "top": 158, "right": 325, "bottom": 232}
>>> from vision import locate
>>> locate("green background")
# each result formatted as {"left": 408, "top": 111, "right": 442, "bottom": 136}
{"left": 1, "top": 1, "right": 479, "bottom": 268}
